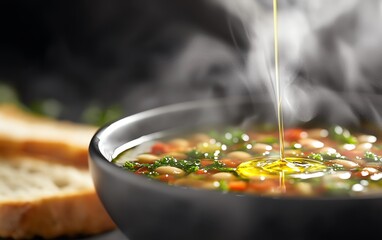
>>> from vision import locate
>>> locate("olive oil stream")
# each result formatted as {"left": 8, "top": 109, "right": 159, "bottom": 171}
{"left": 236, "top": 0, "right": 327, "bottom": 189}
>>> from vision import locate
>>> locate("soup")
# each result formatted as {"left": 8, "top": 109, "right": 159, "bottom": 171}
{"left": 114, "top": 125, "right": 382, "bottom": 197}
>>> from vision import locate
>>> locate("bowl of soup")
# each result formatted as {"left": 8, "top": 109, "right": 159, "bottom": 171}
{"left": 89, "top": 95, "right": 382, "bottom": 240}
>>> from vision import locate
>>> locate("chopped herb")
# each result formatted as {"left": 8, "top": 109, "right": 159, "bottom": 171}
{"left": 187, "top": 150, "right": 216, "bottom": 160}
{"left": 144, "top": 171, "right": 160, "bottom": 178}
{"left": 218, "top": 180, "right": 229, "bottom": 192}
{"left": 204, "top": 161, "right": 236, "bottom": 173}
{"left": 151, "top": 156, "right": 200, "bottom": 174}
{"left": 288, "top": 142, "right": 302, "bottom": 150}
{"left": 364, "top": 151, "right": 382, "bottom": 162}
{"left": 209, "top": 128, "right": 249, "bottom": 146}
{"left": 123, "top": 156, "right": 200, "bottom": 175}
{"left": 323, "top": 152, "right": 347, "bottom": 160}
{"left": 308, "top": 152, "right": 346, "bottom": 161}
{"left": 308, "top": 153, "right": 324, "bottom": 161}
{"left": 262, "top": 137, "right": 278, "bottom": 144}
{"left": 329, "top": 125, "right": 358, "bottom": 144}
{"left": 123, "top": 161, "right": 143, "bottom": 171}
{"left": 329, "top": 164, "right": 346, "bottom": 171}
{"left": 203, "top": 160, "right": 224, "bottom": 169}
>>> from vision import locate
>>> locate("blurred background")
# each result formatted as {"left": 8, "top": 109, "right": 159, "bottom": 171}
{"left": 0, "top": 0, "right": 248, "bottom": 125}
{"left": 1, "top": 0, "right": 382, "bottom": 125}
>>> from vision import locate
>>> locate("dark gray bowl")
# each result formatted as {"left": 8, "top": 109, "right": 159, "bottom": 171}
{"left": 89, "top": 96, "right": 382, "bottom": 240}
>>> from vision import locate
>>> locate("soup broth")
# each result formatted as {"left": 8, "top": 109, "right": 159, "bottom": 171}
{"left": 114, "top": 125, "right": 382, "bottom": 197}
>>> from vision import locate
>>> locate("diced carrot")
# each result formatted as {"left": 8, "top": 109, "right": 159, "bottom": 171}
{"left": 228, "top": 181, "right": 248, "bottom": 192}
{"left": 284, "top": 128, "right": 305, "bottom": 142}
{"left": 151, "top": 142, "right": 170, "bottom": 155}
{"left": 200, "top": 159, "right": 214, "bottom": 167}
{"left": 135, "top": 167, "right": 149, "bottom": 175}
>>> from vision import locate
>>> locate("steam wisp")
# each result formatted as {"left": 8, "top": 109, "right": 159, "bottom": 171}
{"left": 217, "top": 0, "right": 382, "bottom": 126}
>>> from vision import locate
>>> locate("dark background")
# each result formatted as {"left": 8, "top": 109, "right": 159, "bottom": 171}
{"left": 0, "top": 0, "right": 248, "bottom": 123}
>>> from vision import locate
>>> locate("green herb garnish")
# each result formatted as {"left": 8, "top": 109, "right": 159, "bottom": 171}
{"left": 203, "top": 160, "right": 235, "bottom": 172}
{"left": 329, "top": 164, "right": 346, "bottom": 171}
{"left": 152, "top": 156, "right": 200, "bottom": 174}
{"left": 329, "top": 125, "right": 358, "bottom": 144}
{"left": 308, "top": 153, "right": 324, "bottom": 161}
{"left": 218, "top": 180, "right": 229, "bottom": 192}
{"left": 187, "top": 149, "right": 217, "bottom": 160}
{"left": 123, "top": 161, "right": 142, "bottom": 171}
{"left": 364, "top": 151, "right": 382, "bottom": 162}
{"left": 261, "top": 137, "right": 278, "bottom": 145}
{"left": 209, "top": 128, "right": 249, "bottom": 146}
{"left": 308, "top": 152, "right": 346, "bottom": 161}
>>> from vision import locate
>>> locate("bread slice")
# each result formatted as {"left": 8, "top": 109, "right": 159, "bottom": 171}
{"left": 0, "top": 157, "right": 115, "bottom": 239}
{"left": 0, "top": 104, "right": 116, "bottom": 239}
{"left": 0, "top": 104, "right": 97, "bottom": 169}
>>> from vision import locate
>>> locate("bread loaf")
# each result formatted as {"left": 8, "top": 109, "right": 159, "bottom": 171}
{"left": 0, "top": 104, "right": 116, "bottom": 239}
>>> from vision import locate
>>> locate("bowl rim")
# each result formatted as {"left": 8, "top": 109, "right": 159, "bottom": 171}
{"left": 89, "top": 96, "right": 382, "bottom": 202}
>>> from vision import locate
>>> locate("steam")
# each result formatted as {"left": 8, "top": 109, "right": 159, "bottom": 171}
{"left": 122, "top": 33, "right": 244, "bottom": 114}
{"left": 216, "top": 0, "right": 382, "bottom": 125}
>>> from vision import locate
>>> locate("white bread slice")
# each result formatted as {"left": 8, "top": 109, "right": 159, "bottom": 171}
{"left": 0, "top": 104, "right": 97, "bottom": 169}
{"left": 0, "top": 104, "right": 116, "bottom": 239}
{"left": 0, "top": 156, "right": 115, "bottom": 239}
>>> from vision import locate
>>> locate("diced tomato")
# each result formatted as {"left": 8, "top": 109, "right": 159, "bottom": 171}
{"left": 284, "top": 128, "right": 305, "bottom": 142}
{"left": 352, "top": 171, "right": 368, "bottom": 179}
{"left": 221, "top": 159, "right": 242, "bottom": 168}
{"left": 151, "top": 142, "right": 170, "bottom": 155}
{"left": 195, "top": 169, "right": 208, "bottom": 175}
{"left": 228, "top": 181, "right": 248, "bottom": 192}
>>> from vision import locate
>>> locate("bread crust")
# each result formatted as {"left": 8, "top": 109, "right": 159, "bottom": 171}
{"left": 0, "top": 104, "right": 116, "bottom": 239}
{"left": 0, "top": 138, "right": 89, "bottom": 169}
{"left": 0, "top": 191, "right": 115, "bottom": 239}
{"left": 0, "top": 104, "right": 97, "bottom": 168}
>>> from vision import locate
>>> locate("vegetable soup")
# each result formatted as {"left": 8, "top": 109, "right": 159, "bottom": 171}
{"left": 114, "top": 125, "right": 382, "bottom": 197}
